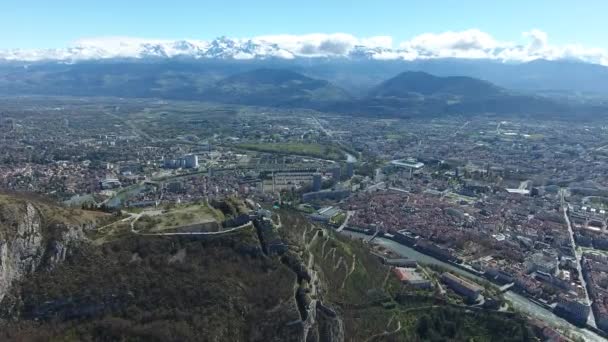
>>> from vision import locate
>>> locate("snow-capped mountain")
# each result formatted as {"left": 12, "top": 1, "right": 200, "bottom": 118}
{"left": 0, "top": 36, "right": 522, "bottom": 63}
{"left": 1, "top": 33, "right": 607, "bottom": 66}
{"left": 0, "top": 37, "right": 301, "bottom": 62}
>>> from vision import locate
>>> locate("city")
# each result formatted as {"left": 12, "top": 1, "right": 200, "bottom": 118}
{"left": 2, "top": 1, "right": 608, "bottom": 340}
{"left": 1, "top": 95, "right": 608, "bottom": 340}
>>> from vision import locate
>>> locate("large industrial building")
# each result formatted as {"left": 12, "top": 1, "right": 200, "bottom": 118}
{"left": 163, "top": 154, "right": 199, "bottom": 169}
{"left": 184, "top": 154, "right": 199, "bottom": 168}
{"left": 302, "top": 189, "right": 350, "bottom": 203}
{"left": 393, "top": 267, "right": 432, "bottom": 289}
{"left": 262, "top": 170, "right": 316, "bottom": 193}
{"left": 441, "top": 272, "right": 483, "bottom": 301}
{"left": 525, "top": 251, "right": 559, "bottom": 276}
{"left": 390, "top": 159, "right": 424, "bottom": 170}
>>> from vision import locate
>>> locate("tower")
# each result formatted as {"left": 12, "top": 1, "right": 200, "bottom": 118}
{"left": 331, "top": 166, "right": 341, "bottom": 180}
{"left": 346, "top": 162, "right": 354, "bottom": 178}
{"left": 312, "top": 173, "right": 322, "bottom": 192}
{"left": 184, "top": 154, "right": 199, "bottom": 168}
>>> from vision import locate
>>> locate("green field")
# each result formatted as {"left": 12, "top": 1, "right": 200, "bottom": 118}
{"left": 235, "top": 142, "right": 346, "bottom": 160}
{"left": 135, "top": 202, "right": 225, "bottom": 232}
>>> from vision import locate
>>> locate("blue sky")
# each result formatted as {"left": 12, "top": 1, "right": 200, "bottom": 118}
{"left": 1, "top": 0, "right": 606, "bottom": 49}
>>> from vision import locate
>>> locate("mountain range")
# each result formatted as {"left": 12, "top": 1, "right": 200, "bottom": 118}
{"left": 200, "top": 68, "right": 351, "bottom": 108}
{"left": 2, "top": 36, "right": 608, "bottom": 96}
{"left": 0, "top": 36, "right": 412, "bottom": 63}
{"left": 1, "top": 42, "right": 608, "bottom": 119}
{"left": 0, "top": 60, "right": 601, "bottom": 119}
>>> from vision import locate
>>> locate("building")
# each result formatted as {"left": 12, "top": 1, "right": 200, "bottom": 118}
{"left": 310, "top": 206, "right": 341, "bottom": 223}
{"left": 331, "top": 166, "right": 341, "bottom": 180}
{"left": 525, "top": 251, "right": 558, "bottom": 276}
{"left": 345, "top": 162, "right": 354, "bottom": 178}
{"left": 163, "top": 158, "right": 179, "bottom": 169}
{"left": 127, "top": 200, "right": 158, "bottom": 208}
{"left": 312, "top": 173, "right": 322, "bottom": 192}
{"left": 167, "top": 181, "right": 184, "bottom": 193}
{"left": 262, "top": 170, "right": 316, "bottom": 193}
{"left": 484, "top": 267, "right": 514, "bottom": 285}
{"left": 554, "top": 297, "right": 590, "bottom": 324}
{"left": 390, "top": 159, "right": 424, "bottom": 170}
{"left": 441, "top": 272, "right": 483, "bottom": 301}
{"left": 384, "top": 259, "right": 418, "bottom": 268}
{"left": 393, "top": 267, "right": 432, "bottom": 289}
{"left": 415, "top": 239, "right": 457, "bottom": 262}
{"left": 100, "top": 178, "right": 121, "bottom": 189}
{"left": 184, "top": 154, "right": 199, "bottom": 168}
{"left": 163, "top": 154, "right": 199, "bottom": 169}
{"left": 302, "top": 189, "right": 350, "bottom": 203}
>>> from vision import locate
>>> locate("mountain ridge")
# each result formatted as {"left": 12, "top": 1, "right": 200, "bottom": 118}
{"left": 0, "top": 63, "right": 605, "bottom": 119}
{"left": 2, "top": 57, "right": 608, "bottom": 96}
{"left": 201, "top": 68, "right": 352, "bottom": 108}
{"left": 369, "top": 71, "right": 504, "bottom": 98}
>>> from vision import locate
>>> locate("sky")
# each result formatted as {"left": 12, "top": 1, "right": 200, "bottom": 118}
{"left": 1, "top": 0, "right": 607, "bottom": 49}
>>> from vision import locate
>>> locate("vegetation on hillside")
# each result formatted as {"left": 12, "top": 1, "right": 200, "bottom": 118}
{"left": 277, "top": 210, "right": 537, "bottom": 341}
{"left": 0, "top": 201, "right": 540, "bottom": 341}
{"left": 0, "top": 227, "right": 301, "bottom": 342}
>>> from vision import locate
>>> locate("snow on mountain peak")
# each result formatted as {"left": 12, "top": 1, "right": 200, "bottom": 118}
{"left": 1, "top": 31, "right": 607, "bottom": 65}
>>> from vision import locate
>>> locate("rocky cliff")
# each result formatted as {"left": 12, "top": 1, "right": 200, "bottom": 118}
{"left": 0, "top": 195, "right": 97, "bottom": 304}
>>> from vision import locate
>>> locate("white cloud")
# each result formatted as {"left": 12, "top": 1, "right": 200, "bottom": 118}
{"left": 1, "top": 30, "right": 607, "bottom": 65}
{"left": 360, "top": 36, "right": 393, "bottom": 49}
{"left": 393, "top": 29, "right": 608, "bottom": 65}
{"left": 254, "top": 33, "right": 392, "bottom": 56}
{"left": 400, "top": 29, "right": 500, "bottom": 54}
{"left": 523, "top": 29, "right": 548, "bottom": 52}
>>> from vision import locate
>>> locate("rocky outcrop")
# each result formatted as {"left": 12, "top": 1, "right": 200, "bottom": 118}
{"left": 314, "top": 302, "right": 344, "bottom": 342}
{"left": 0, "top": 200, "right": 90, "bottom": 304}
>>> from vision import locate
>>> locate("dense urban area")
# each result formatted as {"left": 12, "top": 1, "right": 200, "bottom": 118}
{"left": 1, "top": 95, "right": 608, "bottom": 341}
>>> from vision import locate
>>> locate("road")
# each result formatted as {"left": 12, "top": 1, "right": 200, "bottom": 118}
{"left": 451, "top": 120, "right": 470, "bottom": 137}
{"left": 561, "top": 189, "right": 596, "bottom": 327}
{"left": 136, "top": 222, "right": 253, "bottom": 236}
{"left": 312, "top": 115, "right": 358, "bottom": 162}
{"left": 312, "top": 116, "right": 332, "bottom": 137}
{"left": 366, "top": 182, "right": 386, "bottom": 192}
{"left": 127, "top": 208, "right": 252, "bottom": 236}
{"left": 102, "top": 109, "right": 156, "bottom": 142}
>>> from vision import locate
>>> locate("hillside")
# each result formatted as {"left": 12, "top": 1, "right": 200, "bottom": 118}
{"left": 0, "top": 193, "right": 107, "bottom": 305}
{"left": 201, "top": 68, "right": 351, "bottom": 108}
{"left": 0, "top": 206, "right": 539, "bottom": 341}
{"left": 3, "top": 58, "right": 608, "bottom": 96}
{"left": 1, "top": 227, "right": 303, "bottom": 341}
{"left": 277, "top": 210, "right": 537, "bottom": 341}
{"left": 335, "top": 71, "right": 580, "bottom": 118}
{"left": 0, "top": 61, "right": 229, "bottom": 99}
{"left": 0, "top": 61, "right": 605, "bottom": 119}
{"left": 369, "top": 71, "right": 504, "bottom": 98}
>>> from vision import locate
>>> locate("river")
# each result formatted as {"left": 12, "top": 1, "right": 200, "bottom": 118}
{"left": 339, "top": 230, "right": 605, "bottom": 342}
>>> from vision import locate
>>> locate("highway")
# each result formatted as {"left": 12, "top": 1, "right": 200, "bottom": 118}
{"left": 312, "top": 115, "right": 358, "bottom": 162}
{"left": 312, "top": 116, "right": 332, "bottom": 137}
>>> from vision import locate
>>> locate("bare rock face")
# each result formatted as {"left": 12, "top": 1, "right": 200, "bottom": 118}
{"left": 0, "top": 199, "right": 89, "bottom": 303}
